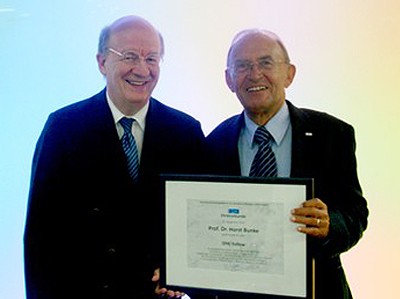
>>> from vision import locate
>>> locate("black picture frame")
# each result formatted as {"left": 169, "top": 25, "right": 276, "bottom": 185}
{"left": 160, "top": 174, "right": 314, "bottom": 299}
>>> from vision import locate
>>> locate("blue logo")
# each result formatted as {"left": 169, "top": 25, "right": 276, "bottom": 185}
{"left": 228, "top": 208, "right": 239, "bottom": 214}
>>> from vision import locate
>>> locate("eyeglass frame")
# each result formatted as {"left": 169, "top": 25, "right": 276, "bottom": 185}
{"left": 229, "top": 56, "right": 289, "bottom": 75}
{"left": 107, "top": 47, "right": 162, "bottom": 67}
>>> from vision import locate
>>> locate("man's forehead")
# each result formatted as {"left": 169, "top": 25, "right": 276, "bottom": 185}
{"left": 109, "top": 26, "right": 161, "bottom": 51}
{"left": 234, "top": 36, "right": 287, "bottom": 63}
{"left": 231, "top": 42, "right": 277, "bottom": 60}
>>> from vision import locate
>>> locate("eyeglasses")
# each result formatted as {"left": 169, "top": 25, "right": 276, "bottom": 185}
{"left": 107, "top": 48, "right": 161, "bottom": 67}
{"left": 230, "top": 57, "right": 287, "bottom": 74}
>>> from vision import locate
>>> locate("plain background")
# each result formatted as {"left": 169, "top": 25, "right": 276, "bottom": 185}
{"left": 1, "top": 1, "right": 399, "bottom": 298}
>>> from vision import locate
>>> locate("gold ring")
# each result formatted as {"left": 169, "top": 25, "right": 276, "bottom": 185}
{"left": 317, "top": 218, "right": 321, "bottom": 226}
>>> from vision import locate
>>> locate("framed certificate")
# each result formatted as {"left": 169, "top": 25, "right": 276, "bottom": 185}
{"left": 160, "top": 174, "right": 314, "bottom": 299}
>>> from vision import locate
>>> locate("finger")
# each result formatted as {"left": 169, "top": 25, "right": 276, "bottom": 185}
{"left": 297, "top": 226, "right": 322, "bottom": 237}
{"left": 291, "top": 213, "right": 330, "bottom": 230}
{"left": 292, "top": 203, "right": 328, "bottom": 220}
{"left": 291, "top": 208, "right": 324, "bottom": 221}
{"left": 164, "top": 290, "right": 185, "bottom": 298}
{"left": 291, "top": 215, "right": 319, "bottom": 226}
{"left": 302, "top": 198, "right": 326, "bottom": 209}
{"left": 295, "top": 216, "right": 329, "bottom": 238}
{"left": 152, "top": 268, "right": 160, "bottom": 282}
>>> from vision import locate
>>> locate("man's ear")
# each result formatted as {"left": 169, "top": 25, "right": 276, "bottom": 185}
{"left": 96, "top": 53, "right": 107, "bottom": 76}
{"left": 284, "top": 64, "right": 296, "bottom": 88}
{"left": 225, "top": 69, "right": 235, "bottom": 92}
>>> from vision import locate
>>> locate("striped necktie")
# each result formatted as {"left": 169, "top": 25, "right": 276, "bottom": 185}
{"left": 119, "top": 117, "right": 139, "bottom": 182}
{"left": 249, "top": 126, "right": 278, "bottom": 177}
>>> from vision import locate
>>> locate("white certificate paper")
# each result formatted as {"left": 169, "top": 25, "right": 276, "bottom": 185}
{"left": 162, "top": 175, "right": 313, "bottom": 299}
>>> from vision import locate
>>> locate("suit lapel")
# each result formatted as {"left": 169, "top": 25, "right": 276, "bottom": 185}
{"left": 88, "top": 89, "right": 128, "bottom": 176}
{"left": 287, "top": 101, "right": 315, "bottom": 178}
{"left": 224, "top": 114, "right": 245, "bottom": 175}
{"left": 140, "top": 98, "right": 163, "bottom": 164}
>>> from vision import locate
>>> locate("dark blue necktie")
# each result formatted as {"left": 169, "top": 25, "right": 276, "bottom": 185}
{"left": 119, "top": 117, "right": 139, "bottom": 182}
{"left": 249, "top": 126, "right": 278, "bottom": 177}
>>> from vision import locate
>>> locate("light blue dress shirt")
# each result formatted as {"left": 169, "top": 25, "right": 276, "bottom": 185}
{"left": 238, "top": 101, "right": 292, "bottom": 177}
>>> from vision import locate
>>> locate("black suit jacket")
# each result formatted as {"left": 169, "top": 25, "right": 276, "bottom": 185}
{"left": 204, "top": 101, "right": 368, "bottom": 299}
{"left": 24, "top": 89, "right": 206, "bottom": 299}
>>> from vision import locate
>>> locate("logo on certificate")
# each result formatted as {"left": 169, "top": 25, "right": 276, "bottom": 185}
{"left": 228, "top": 208, "right": 240, "bottom": 214}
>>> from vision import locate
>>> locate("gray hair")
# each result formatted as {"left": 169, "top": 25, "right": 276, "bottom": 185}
{"left": 226, "top": 28, "right": 290, "bottom": 67}
{"left": 97, "top": 17, "right": 165, "bottom": 57}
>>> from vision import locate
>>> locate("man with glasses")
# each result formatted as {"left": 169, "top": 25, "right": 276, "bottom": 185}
{"left": 204, "top": 29, "right": 368, "bottom": 299}
{"left": 24, "top": 15, "right": 204, "bottom": 299}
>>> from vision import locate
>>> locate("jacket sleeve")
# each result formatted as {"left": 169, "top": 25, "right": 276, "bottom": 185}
{"left": 24, "top": 113, "right": 70, "bottom": 299}
{"left": 314, "top": 123, "right": 368, "bottom": 257}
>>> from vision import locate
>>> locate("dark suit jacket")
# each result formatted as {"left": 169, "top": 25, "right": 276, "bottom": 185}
{"left": 204, "top": 101, "right": 368, "bottom": 299}
{"left": 24, "top": 88, "right": 206, "bottom": 299}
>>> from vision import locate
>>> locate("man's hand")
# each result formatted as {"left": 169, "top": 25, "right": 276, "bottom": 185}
{"left": 291, "top": 198, "right": 330, "bottom": 238}
{"left": 153, "top": 268, "right": 186, "bottom": 298}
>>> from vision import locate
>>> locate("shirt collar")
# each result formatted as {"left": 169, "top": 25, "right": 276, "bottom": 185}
{"left": 106, "top": 91, "right": 148, "bottom": 131}
{"left": 243, "top": 101, "right": 290, "bottom": 147}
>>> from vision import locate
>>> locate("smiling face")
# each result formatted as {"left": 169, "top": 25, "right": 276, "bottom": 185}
{"left": 226, "top": 31, "right": 296, "bottom": 125}
{"left": 97, "top": 16, "right": 162, "bottom": 115}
